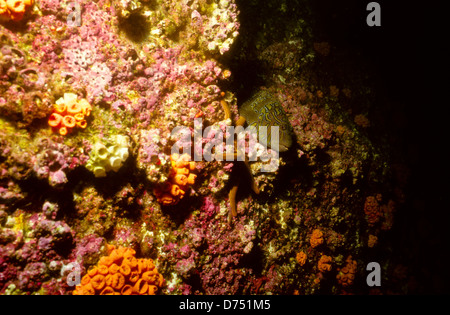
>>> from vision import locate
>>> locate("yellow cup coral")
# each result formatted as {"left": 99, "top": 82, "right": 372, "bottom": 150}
{"left": 85, "top": 135, "right": 130, "bottom": 177}
{"left": 153, "top": 153, "right": 197, "bottom": 206}
{"left": 73, "top": 245, "right": 164, "bottom": 295}
{"left": 48, "top": 93, "right": 91, "bottom": 136}
{"left": 0, "top": 0, "right": 8, "bottom": 17}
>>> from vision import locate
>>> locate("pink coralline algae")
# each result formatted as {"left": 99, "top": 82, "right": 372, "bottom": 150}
{"left": 70, "top": 234, "right": 105, "bottom": 267}
{"left": 0, "top": 181, "right": 24, "bottom": 210}
{"left": 193, "top": 2, "right": 240, "bottom": 55}
{"left": 136, "top": 47, "right": 229, "bottom": 130}
{"left": 0, "top": 210, "right": 77, "bottom": 294}
{"left": 32, "top": 139, "right": 89, "bottom": 187}
{"left": 0, "top": 0, "right": 412, "bottom": 296}
{"left": 60, "top": 35, "right": 114, "bottom": 103}
{"left": 136, "top": 129, "right": 169, "bottom": 183}
{"left": 155, "top": 195, "right": 259, "bottom": 295}
{"left": 0, "top": 42, "right": 53, "bottom": 126}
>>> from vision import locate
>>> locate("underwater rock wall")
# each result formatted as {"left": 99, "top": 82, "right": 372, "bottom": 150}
{"left": 0, "top": 0, "right": 408, "bottom": 295}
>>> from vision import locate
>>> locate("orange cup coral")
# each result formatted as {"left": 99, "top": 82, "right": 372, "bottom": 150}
{"left": 318, "top": 255, "right": 332, "bottom": 272}
{"left": 368, "top": 234, "right": 378, "bottom": 248}
{"left": 336, "top": 255, "right": 358, "bottom": 287}
{"left": 0, "top": 0, "right": 33, "bottom": 21}
{"left": 310, "top": 228, "right": 324, "bottom": 248}
{"left": 73, "top": 245, "right": 165, "bottom": 295}
{"left": 153, "top": 153, "right": 197, "bottom": 206}
{"left": 364, "top": 194, "right": 382, "bottom": 226}
{"left": 48, "top": 93, "right": 91, "bottom": 136}
{"left": 0, "top": 0, "right": 8, "bottom": 17}
{"left": 296, "top": 251, "right": 307, "bottom": 266}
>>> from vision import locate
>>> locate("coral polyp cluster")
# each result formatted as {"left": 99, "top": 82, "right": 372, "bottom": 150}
{"left": 0, "top": 0, "right": 33, "bottom": 22}
{"left": 85, "top": 135, "right": 130, "bottom": 178}
{"left": 48, "top": 93, "right": 92, "bottom": 136}
{"left": 296, "top": 251, "right": 307, "bottom": 266}
{"left": 317, "top": 255, "right": 332, "bottom": 273}
{"left": 73, "top": 246, "right": 164, "bottom": 295}
{"left": 0, "top": 0, "right": 422, "bottom": 296}
{"left": 310, "top": 229, "right": 324, "bottom": 248}
{"left": 336, "top": 256, "right": 357, "bottom": 288}
{"left": 153, "top": 153, "right": 197, "bottom": 206}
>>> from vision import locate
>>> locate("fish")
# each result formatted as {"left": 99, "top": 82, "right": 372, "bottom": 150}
{"left": 239, "top": 90, "right": 293, "bottom": 152}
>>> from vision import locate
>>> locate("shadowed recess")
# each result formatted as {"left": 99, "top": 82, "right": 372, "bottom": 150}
{"left": 119, "top": 12, "right": 151, "bottom": 43}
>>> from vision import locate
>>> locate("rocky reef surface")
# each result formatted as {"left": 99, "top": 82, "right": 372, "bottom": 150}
{"left": 0, "top": 0, "right": 430, "bottom": 295}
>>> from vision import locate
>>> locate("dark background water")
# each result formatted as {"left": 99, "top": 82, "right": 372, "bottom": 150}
{"left": 230, "top": 0, "right": 449, "bottom": 293}
{"left": 309, "top": 0, "right": 449, "bottom": 294}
